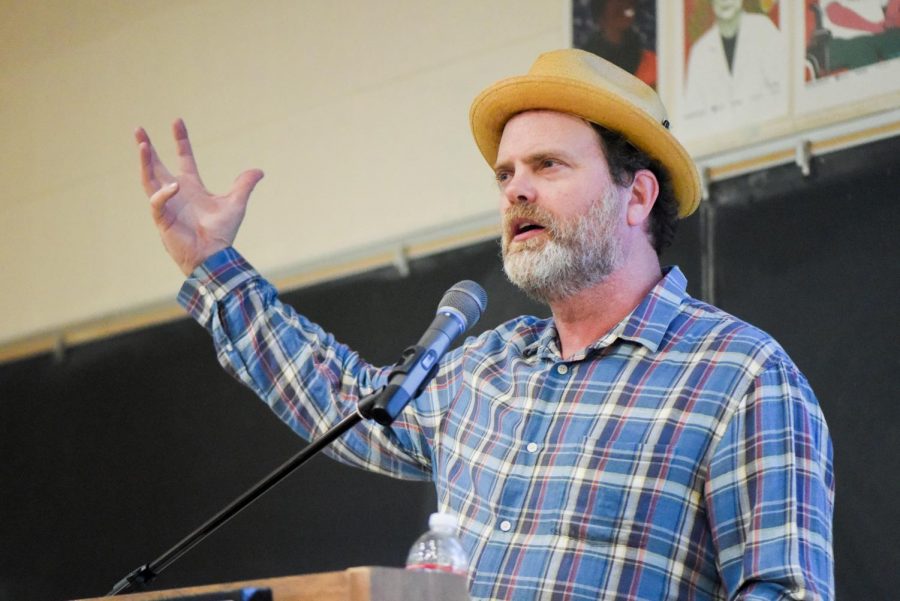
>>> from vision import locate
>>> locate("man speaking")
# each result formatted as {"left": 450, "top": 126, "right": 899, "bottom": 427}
{"left": 136, "top": 49, "right": 834, "bottom": 600}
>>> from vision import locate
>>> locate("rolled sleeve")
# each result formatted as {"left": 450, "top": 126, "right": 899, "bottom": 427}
{"left": 177, "top": 247, "right": 259, "bottom": 327}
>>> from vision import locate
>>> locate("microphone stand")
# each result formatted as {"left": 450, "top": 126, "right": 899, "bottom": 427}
{"left": 107, "top": 389, "right": 387, "bottom": 596}
{"left": 105, "top": 277, "right": 485, "bottom": 596}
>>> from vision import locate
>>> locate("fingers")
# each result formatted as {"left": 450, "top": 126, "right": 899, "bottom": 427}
{"left": 232, "top": 169, "right": 265, "bottom": 202}
{"left": 135, "top": 126, "right": 173, "bottom": 196}
{"left": 223, "top": 169, "right": 265, "bottom": 216}
{"left": 137, "top": 140, "right": 160, "bottom": 195}
{"left": 134, "top": 126, "right": 150, "bottom": 146}
{"left": 136, "top": 121, "right": 262, "bottom": 213}
{"left": 173, "top": 118, "right": 201, "bottom": 178}
{"left": 149, "top": 181, "right": 179, "bottom": 226}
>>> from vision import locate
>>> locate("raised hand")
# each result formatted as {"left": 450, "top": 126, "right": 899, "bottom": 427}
{"left": 135, "top": 119, "right": 264, "bottom": 275}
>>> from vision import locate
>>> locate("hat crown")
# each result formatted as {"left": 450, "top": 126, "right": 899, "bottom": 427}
{"left": 469, "top": 48, "right": 701, "bottom": 217}
{"left": 528, "top": 49, "right": 667, "bottom": 125}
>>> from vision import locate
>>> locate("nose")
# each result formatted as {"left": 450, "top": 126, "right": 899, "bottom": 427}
{"left": 502, "top": 169, "right": 536, "bottom": 207}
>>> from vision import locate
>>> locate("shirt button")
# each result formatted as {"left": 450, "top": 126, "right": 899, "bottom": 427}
{"left": 556, "top": 364, "right": 569, "bottom": 375}
{"left": 526, "top": 442, "right": 539, "bottom": 453}
{"left": 198, "top": 285, "right": 208, "bottom": 296}
{"left": 499, "top": 520, "right": 512, "bottom": 532}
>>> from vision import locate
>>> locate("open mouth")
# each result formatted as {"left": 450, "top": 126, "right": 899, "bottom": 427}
{"left": 510, "top": 218, "right": 547, "bottom": 242}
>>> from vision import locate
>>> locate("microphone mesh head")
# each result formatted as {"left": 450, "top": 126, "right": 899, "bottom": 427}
{"left": 438, "top": 280, "right": 487, "bottom": 330}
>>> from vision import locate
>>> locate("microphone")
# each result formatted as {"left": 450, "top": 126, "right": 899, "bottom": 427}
{"left": 365, "top": 280, "right": 487, "bottom": 425}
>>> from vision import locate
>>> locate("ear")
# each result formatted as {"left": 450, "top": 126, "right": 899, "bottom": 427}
{"left": 625, "top": 169, "right": 659, "bottom": 228}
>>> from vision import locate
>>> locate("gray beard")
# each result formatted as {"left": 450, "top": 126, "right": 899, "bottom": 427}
{"left": 501, "top": 194, "right": 624, "bottom": 304}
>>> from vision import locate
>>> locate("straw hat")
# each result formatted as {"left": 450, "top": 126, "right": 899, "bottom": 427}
{"left": 469, "top": 49, "right": 701, "bottom": 217}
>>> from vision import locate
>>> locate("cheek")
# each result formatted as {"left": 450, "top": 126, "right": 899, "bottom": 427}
{"left": 552, "top": 182, "right": 596, "bottom": 219}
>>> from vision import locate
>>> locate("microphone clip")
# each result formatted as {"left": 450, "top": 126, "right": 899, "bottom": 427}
{"left": 359, "top": 344, "right": 439, "bottom": 426}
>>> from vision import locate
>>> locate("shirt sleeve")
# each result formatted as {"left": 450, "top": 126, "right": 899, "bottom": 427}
{"left": 705, "top": 356, "right": 835, "bottom": 600}
{"left": 177, "top": 247, "right": 438, "bottom": 481}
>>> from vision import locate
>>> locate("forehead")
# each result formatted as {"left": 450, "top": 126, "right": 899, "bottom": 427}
{"left": 496, "top": 110, "right": 603, "bottom": 164}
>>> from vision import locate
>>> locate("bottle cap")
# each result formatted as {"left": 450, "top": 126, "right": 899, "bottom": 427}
{"left": 428, "top": 512, "right": 458, "bottom": 531}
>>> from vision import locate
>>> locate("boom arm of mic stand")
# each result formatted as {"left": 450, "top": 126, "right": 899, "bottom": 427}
{"left": 107, "top": 388, "right": 385, "bottom": 596}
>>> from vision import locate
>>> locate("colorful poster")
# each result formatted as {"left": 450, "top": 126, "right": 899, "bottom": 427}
{"left": 679, "top": 0, "right": 789, "bottom": 135}
{"left": 574, "top": 0, "right": 900, "bottom": 153}
{"left": 797, "top": 0, "right": 900, "bottom": 113}
{"left": 572, "top": 0, "right": 658, "bottom": 88}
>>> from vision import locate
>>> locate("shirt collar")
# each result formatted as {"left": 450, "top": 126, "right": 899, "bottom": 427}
{"left": 598, "top": 266, "right": 688, "bottom": 353}
{"left": 523, "top": 266, "right": 689, "bottom": 360}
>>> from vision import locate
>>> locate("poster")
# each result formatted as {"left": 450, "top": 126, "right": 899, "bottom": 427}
{"left": 572, "top": 0, "right": 658, "bottom": 88}
{"left": 571, "top": 0, "right": 900, "bottom": 154}
{"left": 679, "top": 0, "right": 789, "bottom": 136}
{"left": 796, "top": 0, "right": 900, "bottom": 114}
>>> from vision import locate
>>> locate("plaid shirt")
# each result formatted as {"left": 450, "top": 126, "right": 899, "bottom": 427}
{"left": 180, "top": 248, "right": 834, "bottom": 601}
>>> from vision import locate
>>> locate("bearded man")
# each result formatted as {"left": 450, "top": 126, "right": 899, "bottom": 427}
{"left": 137, "top": 49, "right": 833, "bottom": 600}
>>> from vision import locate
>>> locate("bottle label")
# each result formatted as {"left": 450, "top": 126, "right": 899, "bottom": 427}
{"left": 405, "top": 562, "right": 467, "bottom": 576}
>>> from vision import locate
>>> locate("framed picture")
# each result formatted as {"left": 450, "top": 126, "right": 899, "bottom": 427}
{"left": 677, "top": 0, "right": 789, "bottom": 140}
{"left": 572, "top": 0, "right": 900, "bottom": 155}
{"left": 795, "top": 0, "right": 900, "bottom": 116}
{"left": 572, "top": 0, "right": 659, "bottom": 88}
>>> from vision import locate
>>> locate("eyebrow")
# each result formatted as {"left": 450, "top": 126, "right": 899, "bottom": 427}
{"left": 493, "top": 150, "right": 570, "bottom": 173}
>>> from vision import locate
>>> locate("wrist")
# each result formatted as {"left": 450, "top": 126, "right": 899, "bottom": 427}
{"left": 180, "top": 244, "right": 230, "bottom": 276}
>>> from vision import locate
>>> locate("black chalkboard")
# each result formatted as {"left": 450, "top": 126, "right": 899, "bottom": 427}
{"left": 710, "top": 134, "right": 900, "bottom": 600}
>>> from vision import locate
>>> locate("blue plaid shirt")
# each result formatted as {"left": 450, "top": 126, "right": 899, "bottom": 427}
{"left": 179, "top": 248, "right": 834, "bottom": 601}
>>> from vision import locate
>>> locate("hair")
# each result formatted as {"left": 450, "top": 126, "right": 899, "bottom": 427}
{"left": 590, "top": 0, "right": 609, "bottom": 16}
{"left": 589, "top": 122, "right": 679, "bottom": 255}
{"left": 590, "top": 0, "right": 638, "bottom": 20}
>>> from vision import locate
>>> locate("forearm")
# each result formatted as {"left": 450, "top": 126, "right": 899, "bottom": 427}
{"left": 178, "top": 247, "right": 434, "bottom": 480}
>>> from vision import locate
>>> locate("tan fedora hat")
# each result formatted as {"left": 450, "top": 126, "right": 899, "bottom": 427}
{"left": 469, "top": 49, "right": 701, "bottom": 218}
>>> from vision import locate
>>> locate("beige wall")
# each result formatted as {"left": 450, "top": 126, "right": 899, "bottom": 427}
{"left": 0, "top": 0, "right": 569, "bottom": 345}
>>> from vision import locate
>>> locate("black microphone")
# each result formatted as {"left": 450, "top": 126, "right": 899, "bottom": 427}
{"left": 365, "top": 280, "right": 487, "bottom": 425}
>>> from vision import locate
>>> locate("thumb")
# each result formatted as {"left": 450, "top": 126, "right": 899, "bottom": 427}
{"left": 149, "top": 181, "right": 180, "bottom": 225}
{"left": 231, "top": 169, "right": 265, "bottom": 205}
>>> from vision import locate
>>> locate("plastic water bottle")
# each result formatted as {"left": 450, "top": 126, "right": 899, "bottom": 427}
{"left": 405, "top": 512, "right": 468, "bottom": 577}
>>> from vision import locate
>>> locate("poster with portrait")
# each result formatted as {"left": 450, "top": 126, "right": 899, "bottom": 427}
{"left": 677, "top": 0, "right": 790, "bottom": 138}
{"left": 572, "top": 0, "right": 658, "bottom": 88}
{"left": 795, "top": 0, "right": 900, "bottom": 114}
{"left": 573, "top": 0, "right": 900, "bottom": 154}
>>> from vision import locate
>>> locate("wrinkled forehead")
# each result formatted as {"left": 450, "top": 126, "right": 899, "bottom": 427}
{"left": 496, "top": 110, "right": 605, "bottom": 162}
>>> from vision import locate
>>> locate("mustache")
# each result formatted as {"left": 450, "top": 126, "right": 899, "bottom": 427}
{"left": 502, "top": 204, "right": 561, "bottom": 238}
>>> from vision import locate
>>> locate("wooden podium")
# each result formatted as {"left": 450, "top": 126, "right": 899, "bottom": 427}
{"left": 77, "top": 567, "right": 470, "bottom": 601}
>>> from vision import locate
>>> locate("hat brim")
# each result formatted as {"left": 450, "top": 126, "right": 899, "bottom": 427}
{"left": 470, "top": 74, "right": 701, "bottom": 218}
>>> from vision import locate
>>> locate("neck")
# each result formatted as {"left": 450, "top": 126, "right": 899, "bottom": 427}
{"left": 549, "top": 250, "right": 662, "bottom": 360}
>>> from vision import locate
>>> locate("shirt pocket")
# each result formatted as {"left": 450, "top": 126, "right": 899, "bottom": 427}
{"left": 554, "top": 442, "right": 702, "bottom": 546}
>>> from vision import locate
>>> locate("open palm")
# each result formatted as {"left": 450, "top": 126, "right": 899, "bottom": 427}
{"left": 135, "top": 119, "right": 264, "bottom": 275}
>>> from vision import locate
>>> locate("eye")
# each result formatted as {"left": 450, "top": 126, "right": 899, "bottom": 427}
{"left": 495, "top": 170, "right": 511, "bottom": 184}
{"left": 540, "top": 158, "right": 560, "bottom": 169}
